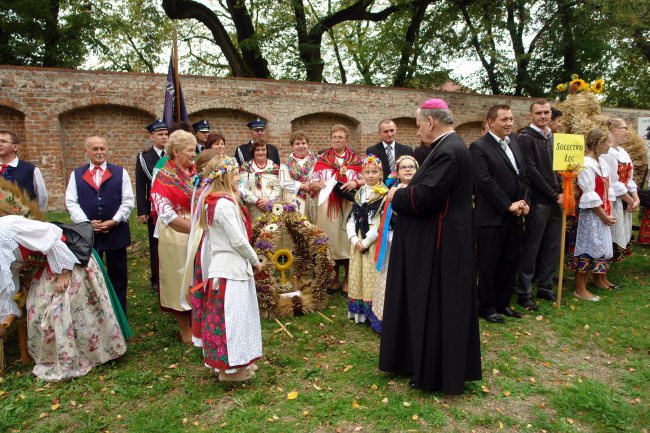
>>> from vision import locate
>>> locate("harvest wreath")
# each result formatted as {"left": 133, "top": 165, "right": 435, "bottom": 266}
{"left": 252, "top": 200, "right": 335, "bottom": 319}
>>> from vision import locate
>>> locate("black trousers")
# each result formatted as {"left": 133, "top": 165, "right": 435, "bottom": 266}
{"left": 96, "top": 247, "right": 128, "bottom": 313}
{"left": 147, "top": 219, "right": 159, "bottom": 289}
{"left": 476, "top": 224, "right": 523, "bottom": 316}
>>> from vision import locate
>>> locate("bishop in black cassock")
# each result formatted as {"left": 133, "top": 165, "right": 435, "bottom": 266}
{"left": 379, "top": 98, "right": 482, "bottom": 394}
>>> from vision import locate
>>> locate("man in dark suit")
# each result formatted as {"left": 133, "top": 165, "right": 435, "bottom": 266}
{"left": 135, "top": 119, "right": 168, "bottom": 293}
{"left": 365, "top": 119, "right": 413, "bottom": 181}
{"left": 234, "top": 119, "right": 281, "bottom": 165}
{"left": 470, "top": 105, "right": 530, "bottom": 323}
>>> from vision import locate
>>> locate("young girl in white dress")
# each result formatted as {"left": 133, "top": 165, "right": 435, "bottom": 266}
{"left": 191, "top": 156, "right": 263, "bottom": 382}
{"left": 566, "top": 128, "right": 616, "bottom": 301}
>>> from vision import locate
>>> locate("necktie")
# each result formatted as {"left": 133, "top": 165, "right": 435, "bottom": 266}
{"left": 0, "top": 164, "right": 8, "bottom": 176}
{"left": 500, "top": 140, "right": 519, "bottom": 174}
{"left": 386, "top": 144, "right": 395, "bottom": 173}
{"left": 92, "top": 166, "right": 102, "bottom": 188}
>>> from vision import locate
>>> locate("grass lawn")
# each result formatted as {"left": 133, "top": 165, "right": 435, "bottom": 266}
{"left": 1, "top": 212, "right": 648, "bottom": 432}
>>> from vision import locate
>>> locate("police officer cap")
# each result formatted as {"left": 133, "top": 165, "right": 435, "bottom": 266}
{"left": 246, "top": 119, "right": 266, "bottom": 130}
{"left": 146, "top": 119, "right": 168, "bottom": 133}
{"left": 192, "top": 120, "right": 211, "bottom": 132}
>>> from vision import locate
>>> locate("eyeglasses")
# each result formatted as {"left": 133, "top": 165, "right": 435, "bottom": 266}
{"left": 0, "top": 139, "right": 15, "bottom": 144}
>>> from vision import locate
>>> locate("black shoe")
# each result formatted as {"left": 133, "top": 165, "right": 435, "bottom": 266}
{"left": 518, "top": 298, "right": 539, "bottom": 311}
{"left": 481, "top": 313, "right": 505, "bottom": 323}
{"left": 536, "top": 291, "right": 557, "bottom": 302}
{"left": 498, "top": 306, "right": 522, "bottom": 319}
{"left": 151, "top": 283, "right": 159, "bottom": 294}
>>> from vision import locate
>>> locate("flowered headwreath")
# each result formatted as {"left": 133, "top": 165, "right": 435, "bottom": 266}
{"left": 363, "top": 154, "right": 382, "bottom": 169}
{"left": 201, "top": 156, "right": 239, "bottom": 186}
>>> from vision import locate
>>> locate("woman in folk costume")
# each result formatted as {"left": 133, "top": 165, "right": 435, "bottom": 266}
{"left": 279, "top": 131, "right": 317, "bottom": 220}
{"left": 566, "top": 128, "right": 616, "bottom": 301}
{"left": 346, "top": 155, "right": 388, "bottom": 328}
{"left": 190, "top": 156, "right": 263, "bottom": 382}
{"left": 0, "top": 180, "right": 129, "bottom": 381}
{"left": 238, "top": 140, "right": 281, "bottom": 223}
{"left": 310, "top": 125, "right": 363, "bottom": 293}
{"left": 150, "top": 130, "right": 197, "bottom": 344}
{"left": 371, "top": 155, "right": 419, "bottom": 334}
{"left": 601, "top": 118, "right": 640, "bottom": 274}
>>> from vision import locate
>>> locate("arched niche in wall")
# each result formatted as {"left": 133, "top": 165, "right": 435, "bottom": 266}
{"left": 291, "top": 112, "right": 361, "bottom": 155}
{"left": 0, "top": 105, "right": 27, "bottom": 159}
{"left": 455, "top": 121, "right": 485, "bottom": 146}
{"left": 59, "top": 104, "right": 154, "bottom": 179}
{"left": 189, "top": 108, "right": 265, "bottom": 155}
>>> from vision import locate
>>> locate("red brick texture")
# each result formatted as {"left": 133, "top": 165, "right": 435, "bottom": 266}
{"left": 0, "top": 65, "right": 647, "bottom": 208}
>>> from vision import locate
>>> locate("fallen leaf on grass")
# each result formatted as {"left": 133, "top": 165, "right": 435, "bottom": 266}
{"left": 499, "top": 421, "right": 504, "bottom": 429}
{"left": 528, "top": 377, "right": 536, "bottom": 384}
{"left": 167, "top": 364, "right": 178, "bottom": 369}
{"left": 371, "top": 384, "right": 378, "bottom": 390}
{"left": 583, "top": 324, "right": 590, "bottom": 330}
{"left": 182, "top": 418, "right": 188, "bottom": 424}
{"left": 402, "top": 401, "right": 411, "bottom": 407}
{"left": 192, "top": 421, "right": 199, "bottom": 426}
{"left": 354, "top": 427, "right": 362, "bottom": 432}
{"left": 38, "top": 413, "right": 48, "bottom": 419}
{"left": 351, "top": 400, "right": 360, "bottom": 409}
{"left": 343, "top": 365, "right": 354, "bottom": 373}
{"left": 116, "top": 415, "right": 124, "bottom": 420}
{"left": 566, "top": 418, "right": 574, "bottom": 424}
{"left": 303, "top": 410, "right": 309, "bottom": 416}
{"left": 382, "top": 397, "right": 388, "bottom": 403}
{"left": 481, "top": 385, "right": 492, "bottom": 393}
{"left": 536, "top": 316, "right": 543, "bottom": 321}
{"left": 312, "top": 383, "right": 322, "bottom": 391}
{"left": 503, "top": 391, "right": 511, "bottom": 397}
{"left": 287, "top": 391, "right": 298, "bottom": 400}
{"left": 492, "top": 369, "right": 500, "bottom": 376}
{"left": 51, "top": 403, "right": 60, "bottom": 411}
{"left": 411, "top": 414, "right": 419, "bottom": 420}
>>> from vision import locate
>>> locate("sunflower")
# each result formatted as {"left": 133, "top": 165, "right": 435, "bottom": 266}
{"left": 569, "top": 78, "right": 588, "bottom": 94}
{"left": 591, "top": 79, "right": 605, "bottom": 94}
{"left": 556, "top": 83, "right": 567, "bottom": 92}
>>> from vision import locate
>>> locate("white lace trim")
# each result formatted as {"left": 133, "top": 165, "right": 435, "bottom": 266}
{"left": 0, "top": 222, "right": 20, "bottom": 323}
{"left": 46, "top": 239, "right": 79, "bottom": 274}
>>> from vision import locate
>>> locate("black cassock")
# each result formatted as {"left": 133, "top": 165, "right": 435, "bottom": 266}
{"left": 379, "top": 131, "right": 482, "bottom": 394}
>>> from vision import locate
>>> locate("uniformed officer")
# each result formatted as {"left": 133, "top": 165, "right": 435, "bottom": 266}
{"left": 234, "top": 119, "right": 281, "bottom": 165}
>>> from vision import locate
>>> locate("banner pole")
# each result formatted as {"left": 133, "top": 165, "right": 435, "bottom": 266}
{"left": 556, "top": 207, "right": 567, "bottom": 310}
{"left": 172, "top": 24, "right": 181, "bottom": 123}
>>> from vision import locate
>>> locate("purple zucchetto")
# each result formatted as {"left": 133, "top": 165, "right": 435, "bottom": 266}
{"left": 420, "top": 98, "right": 449, "bottom": 109}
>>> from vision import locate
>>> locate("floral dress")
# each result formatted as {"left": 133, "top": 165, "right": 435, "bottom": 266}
{"left": 0, "top": 216, "right": 126, "bottom": 382}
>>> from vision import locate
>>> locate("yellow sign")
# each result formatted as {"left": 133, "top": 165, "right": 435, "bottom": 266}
{"left": 553, "top": 133, "right": 585, "bottom": 171}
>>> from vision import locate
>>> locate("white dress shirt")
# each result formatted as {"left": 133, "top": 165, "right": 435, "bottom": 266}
{"left": 4, "top": 157, "right": 48, "bottom": 211}
{"left": 65, "top": 162, "right": 134, "bottom": 224}
{"left": 488, "top": 131, "right": 519, "bottom": 174}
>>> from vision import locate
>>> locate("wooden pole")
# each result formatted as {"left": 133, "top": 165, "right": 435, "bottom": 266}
{"left": 556, "top": 208, "right": 567, "bottom": 310}
{"left": 274, "top": 318, "right": 294, "bottom": 338}
{"left": 172, "top": 25, "right": 181, "bottom": 123}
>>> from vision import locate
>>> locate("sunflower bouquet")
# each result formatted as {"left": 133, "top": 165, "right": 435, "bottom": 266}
{"left": 555, "top": 74, "right": 604, "bottom": 101}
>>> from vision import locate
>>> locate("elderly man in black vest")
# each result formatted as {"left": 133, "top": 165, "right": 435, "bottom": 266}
{"left": 136, "top": 119, "right": 168, "bottom": 293}
{"left": 0, "top": 130, "right": 48, "bottom": 210}
{"left": 65, "top": 136, "right": 134, "bottom": 312}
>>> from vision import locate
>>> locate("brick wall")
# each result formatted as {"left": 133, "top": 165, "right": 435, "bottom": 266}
{"left": 0, "top": 65, "right": 648, "bottom": 209}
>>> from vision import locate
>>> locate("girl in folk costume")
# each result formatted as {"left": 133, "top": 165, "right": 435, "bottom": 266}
{"left": 602, "top": 118, "right": 640, "bottom": 264}
{"left": 566, "top": 128, "right": 616, "bottom": 302}
{"left": 190, "top": 156, "right": 263, "bottom": 382}
{"left": 238, "top": 140, "right": 281, "bottom": 223}
{"left": 346, "top": 155, "right": 388, "bottom": 327}
{"left": 279, "top": 131, "right": 317, "bottom": 220}
{"left": 371, "top": 155, "right": 419, "bottom": 333}
{"left": 310, "top": 125, "right": 363, "bottom": 292}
